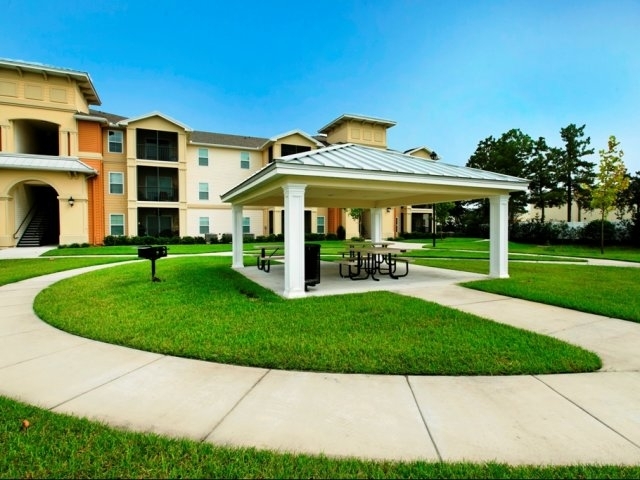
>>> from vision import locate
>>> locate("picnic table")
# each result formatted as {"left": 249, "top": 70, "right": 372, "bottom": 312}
{"left": 338, "top": 246, "right": 413, "bottom": 281}
{"left": 249, "top": 245, "right": 285, "bottom": 273}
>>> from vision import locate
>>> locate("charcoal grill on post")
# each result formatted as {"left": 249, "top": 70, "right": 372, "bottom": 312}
{"left": 137, "top": 246, "right": 168, "bottom": 282}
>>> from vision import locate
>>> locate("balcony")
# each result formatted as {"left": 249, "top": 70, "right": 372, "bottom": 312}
{"left": 137, "top": 166, "right": 178, "bottom": 202}
{"left": 136, "top": 143, "right": 178, "bottom": 162}
{"left": 136, "top": 128, "right": 178, "bottom": 162}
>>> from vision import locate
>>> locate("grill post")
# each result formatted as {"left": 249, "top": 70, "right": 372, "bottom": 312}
{"left": 137, "top": 245, "right": 168, "bottom": 282}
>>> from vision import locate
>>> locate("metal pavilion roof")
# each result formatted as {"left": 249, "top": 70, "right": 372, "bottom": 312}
{"left": 0, "top": 153, "right": 97, "bottom": 175}
{"left": 221, "top": 143, "right": 530, "bottom": 208}
{"left": 279, "top": 143, "right": 526, "bottom": 182}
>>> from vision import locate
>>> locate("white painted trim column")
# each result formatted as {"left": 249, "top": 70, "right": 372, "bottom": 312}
{"left": 283, "top": 184, "right": 307, "bottom": 298}
{"left": 370, "top": 208, "right": 383, "bottom": 243}
{"left": 231, "top": 204, "right": 244, "bottom": 269}
{"left": 489, "top": 195, "right": 510, "bottom": 278}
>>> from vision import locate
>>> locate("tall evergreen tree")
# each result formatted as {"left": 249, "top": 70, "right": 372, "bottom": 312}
{"left": 467, "top": 129, "right": 532, "bottom": 224}
{"left": 526, "top": 137, "right": 563, "bottom": 223}
{"left": 558, "top": 124, "right": 595, "bottom": 222}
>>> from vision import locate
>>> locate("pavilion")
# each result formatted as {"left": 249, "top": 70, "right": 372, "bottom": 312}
{"left": 221, "top": 143, "right": 529, "bottom": 298}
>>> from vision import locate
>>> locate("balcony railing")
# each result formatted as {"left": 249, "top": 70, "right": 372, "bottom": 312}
{"left": 137, "top": 187, "right": 177, "bottom": 202}
{"left": 136, "top": 144, "right": 178, "bottom": 161}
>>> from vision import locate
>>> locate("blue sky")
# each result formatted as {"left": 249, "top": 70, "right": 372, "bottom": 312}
{"left": 2, "top": 0, "right": 639, "bottom": 172}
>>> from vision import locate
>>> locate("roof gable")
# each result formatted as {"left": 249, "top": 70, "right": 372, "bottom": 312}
{"left": 118, "top": 111, "right": 193, "bottom": 131}
{"left": 0, "top": 57, "right": 101, "bottom": 105}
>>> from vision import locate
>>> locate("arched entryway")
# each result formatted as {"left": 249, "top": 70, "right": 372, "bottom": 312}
{"left": 13, "top": 182, "right": 60, "bottom": 247}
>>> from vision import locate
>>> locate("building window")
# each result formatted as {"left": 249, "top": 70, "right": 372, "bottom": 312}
{"left": 110, "top": 214, "right": 125, "bottom": 236}
{"left": 198, "top": 148, "right": 208, "bottom": 166}
{"left": 199, "top": 217, "right": 210, "bottom": 234}
{"left": 240, "top": 151, "right": 250, "bottom": 169}
{"left": 199, "top": 182, "right": 209, "bottom": 200}
{"left": 281, "top": 144, "right": 311, "bottom": 156}
{"left": 317, "top": 216, "right": 325, "bottom": 234}
{"left": 108, "top": 130, "right": 123, "bottom": 153}
{"left": 242, "top": 217, "right": 250, "bottom": 234}
{"left": 109, "top": 172, "right": 124, "bottom": 194}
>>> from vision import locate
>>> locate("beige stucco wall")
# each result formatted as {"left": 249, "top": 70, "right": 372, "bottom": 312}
{"left": 123, "top": 116, "right": 189, "bottom": 237}
{"left": 0, "top": 68, "right": 88, "bottom": 157}
{"left": 325, "top": 121, "right": 388, "bottom": 149}
{"left": 0, "top": 169, "right": 92, "bottom": 247}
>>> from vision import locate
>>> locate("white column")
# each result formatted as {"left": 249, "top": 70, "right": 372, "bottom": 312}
{"left": 370, "top": 208, "right": 383, "bottom": 243}
{"left": 283, "top": 183, "right": 306, "bottom": 298}
{"left": 489, "top": 195, "right": 510, "bottom": 278}
{"left": 231, "top": 204, "right": 244, "bottom": 269}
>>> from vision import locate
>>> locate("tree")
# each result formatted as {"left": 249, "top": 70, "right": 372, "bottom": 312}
{"left": 616, "top": 171, "right": 640, "bottom": 246}
{"left": 526, "top": 137, "right": 564, "bottom": 223}
{"left": 347, "top": 208, "right": 365, "bottom": 238}
{"left": 590, "top": 135, "right": 629, "bottom": 253}
{"left": 558, "top": 124, "right": 595, "bottom": 222}
{"left": 466, "top": 129, "right": 533, "bottom": 224}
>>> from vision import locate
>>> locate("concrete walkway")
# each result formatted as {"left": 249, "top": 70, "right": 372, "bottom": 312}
{"left": 1, "top": 247, "right": 640, "bottom": 465}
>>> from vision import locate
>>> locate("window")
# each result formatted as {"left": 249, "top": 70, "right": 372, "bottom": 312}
{"left": 198, "top": 148, "right": 208, "bottom": 166}
{"left": 281, "top": 144, "right": 311, "bottom": 156}
{"left": 317, "top": 216, "right": 325, "bottom": 234}
{"left": 199, "top": 182, "right": 209, "bottom": 200}
{"left": 242, "top": 217, "right": 250, "bottom": 234}
{"left": 199, "top": 217, "right": 210, "bottom": 234}
{"left": 108, "top": 130, "right": 123, "bottom": 153}
{"left": 240, "top": 151, "right": 250, "bottom": 169}
{"left": 110, "top": 214, "right": 125, "bottom": 236}
{"left": 109, "top": 172, "right": 124, "bottom": 194}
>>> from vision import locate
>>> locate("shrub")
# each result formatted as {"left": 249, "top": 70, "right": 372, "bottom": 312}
{"left": 220, "top": 233, "right": 232, "bottom": 244}
{"left": 581, "top": 220, "right": 617, "bottom": 246}
{"left": 336, "top": 225, "right": 346, "bottom": 241}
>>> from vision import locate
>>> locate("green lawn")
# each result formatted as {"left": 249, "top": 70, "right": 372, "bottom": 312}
{"left": 34, "top": 256, "right": 600, "bottom": 375}
{"left": 4, "top": 396, "right": 639, "bottom": 479}
{"left": 0, "top": 257, "right": 133, "bottom": 286}
{"left": 3, "top": 251, "right": 640, "bottom": 477}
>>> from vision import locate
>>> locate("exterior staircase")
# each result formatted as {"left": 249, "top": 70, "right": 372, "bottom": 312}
{"left": 17, "top": 209, "right": 51, "bottom": 247}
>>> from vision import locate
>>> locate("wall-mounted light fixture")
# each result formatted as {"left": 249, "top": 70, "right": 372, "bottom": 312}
{"left": 68, "top": 196, "right": 75, "bottom": 207}
{"left": 386, "top": 207, "right": 392, "bottom": 213}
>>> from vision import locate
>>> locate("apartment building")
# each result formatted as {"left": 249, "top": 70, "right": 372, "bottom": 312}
{"left": 0, "top": 59, "right": 437, "bottom": 248}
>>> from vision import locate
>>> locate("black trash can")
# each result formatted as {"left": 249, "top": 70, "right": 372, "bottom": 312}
{"left": 304, "top": 243, "right": 321, "bottom": 290}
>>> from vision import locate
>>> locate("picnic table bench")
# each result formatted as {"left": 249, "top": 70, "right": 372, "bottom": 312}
{"left": 251, "top": 246, "right": 285, "bottom": 273}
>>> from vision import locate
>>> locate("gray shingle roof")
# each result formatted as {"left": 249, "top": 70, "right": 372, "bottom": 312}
{"left": 190, "top": 131, "right": 269, "bottom": 149}
{"left": 88, "top": 109, "right": 128, "bottom": 125}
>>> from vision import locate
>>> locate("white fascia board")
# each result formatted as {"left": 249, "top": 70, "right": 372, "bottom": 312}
{"left": 275, "top": 163, "right": 530, "bottom": 192}
{"left": 118, "top": 111, "right": 193, "bottom": 132}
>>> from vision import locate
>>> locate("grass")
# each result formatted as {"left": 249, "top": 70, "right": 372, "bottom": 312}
{"left": 408, "top": 258, "right": 640, "bottom": 323}
{"left": 463, "top": 263, "right": 640, "bottom": 322}
{"left": 418, "top": 237, "right": 640, "bottom": 263}
{"left": 4, "top": 396, "right": 640, "bottom": 479}
{"left": 0, "top": 257, "right": 132, "bottom": 286}
{"left": 3, "top": 250, "right": 639, "bottom": 476}
{"left": 33, "top": 256, "right": 600, "bottom": 375}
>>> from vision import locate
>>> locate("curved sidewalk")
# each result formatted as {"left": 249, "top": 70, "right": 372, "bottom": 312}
{"left": 1, "top": 261, "right": 640, "bottom": 466}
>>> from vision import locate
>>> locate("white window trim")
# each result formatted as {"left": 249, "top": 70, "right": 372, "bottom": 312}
{"left": 108, "top": 130, "right": 124, "bottom": 153}
{"left": 240, "top": 151, "right": 250, "bottom": 169}
{"left": 199, "top": 182, "right": 209, "bottom": 200}
{"left": 109, "top": 213, "right": 125, "bottom": 236}
{"left": 198, "top": 148, "right": 209, "bottom": 166}
{"left": 108, "top": 171, "right": 124, "bottom": 195}
{"left": 199, "top": 216, "right": 210, "bottom": 234}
